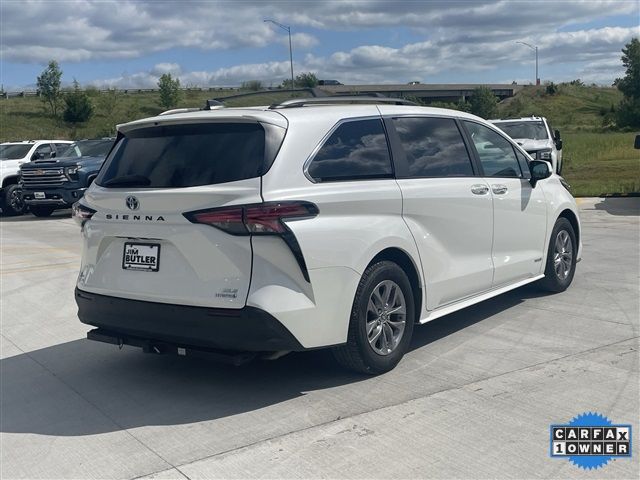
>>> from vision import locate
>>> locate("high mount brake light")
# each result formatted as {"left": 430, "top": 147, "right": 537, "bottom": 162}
{"left": 184, "top": 202, "right": 318, "bottom": 236}
{"left": 72, "top": 202, "right": 96, "bottom": 226}
{"left": 184, "top": 201, "right": 319, "bottom": 282}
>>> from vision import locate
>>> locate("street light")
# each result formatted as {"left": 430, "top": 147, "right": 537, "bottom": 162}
{"left": 264, "top": 19, "right": 294, "bottom": 94}
{"left": 516, "top": 41, "right": 539, "bottom": 85}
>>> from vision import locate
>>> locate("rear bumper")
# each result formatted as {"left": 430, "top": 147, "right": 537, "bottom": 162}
{"left": 75, "top": 288, "right": 305, "bottom": 352}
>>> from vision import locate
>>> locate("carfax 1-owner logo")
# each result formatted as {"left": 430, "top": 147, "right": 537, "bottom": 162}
{"left": 550, "top": 412, "right": 633, "bottom": 470}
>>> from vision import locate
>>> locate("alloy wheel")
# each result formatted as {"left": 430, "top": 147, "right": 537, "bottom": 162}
{"left": 366, "top": 280, "right": 407, "bottom": 355}
{"left": 553, "top": 230, "right": 573, "bottom": 280}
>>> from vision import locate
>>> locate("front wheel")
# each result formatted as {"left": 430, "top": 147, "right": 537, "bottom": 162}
{"left": 31, "top": 206, "right": 55, "bottom": 217}
{"left": 538, "top": 217, "right": 577, "bottom": 292}
{"left": 332, "top": 261, "right": 415, "bottom": 374}
{"left": 2, "top": 184, "right": 26, "bottom": 216}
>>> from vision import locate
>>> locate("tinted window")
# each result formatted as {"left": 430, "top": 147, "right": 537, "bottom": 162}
{"left": 34, "top": 144, "right": 53, "bottom": 159}
{"left": 464, "top": 121, "right": 522, "bottom": 178}
{"left": 494, "top": 121, "right": 548, "bottom": 140}
{"left": 392, "top": 117, "right": 473, "bottom": 177}
{"left": 308, "top": 119, "right": 392, "bottom": 181}
{"left": 515, "top": 148, "right": 531, "bottom": 177}
{"left": 0, "top": 144, "right": 31, "bottom": 160}
{"left": 60, "top": 140, "right": 113, "bottom": 158}
{"left": 97, "top": 123, "right": 266, "bottom": 188}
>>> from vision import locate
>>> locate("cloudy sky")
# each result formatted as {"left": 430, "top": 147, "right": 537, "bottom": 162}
{"left": 1, "top": 0, "right": 638, "bottom": 90}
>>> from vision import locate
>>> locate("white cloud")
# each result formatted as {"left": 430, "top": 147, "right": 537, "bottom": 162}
{"left": 1, "top": 1, "right": 637, "bottom": 88}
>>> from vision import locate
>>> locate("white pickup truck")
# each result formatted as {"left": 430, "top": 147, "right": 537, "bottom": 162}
{"left": 490, "top": 116, "right": 563, "bottom": 174}
{"left": 0, "top": 140, "right": 73, "bottom": 215}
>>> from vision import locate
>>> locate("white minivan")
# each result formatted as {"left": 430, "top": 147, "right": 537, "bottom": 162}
{"left": 74, "top": 98, "right": 581, "bottom": 374}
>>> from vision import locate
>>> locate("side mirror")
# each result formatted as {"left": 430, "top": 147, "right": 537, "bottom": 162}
{"left": 530, "top": 160, "right": 552, "bottom": 187}
{"left": 554, "top": 129, "right": 563, "bottom": 150}
{"left": 634, "top": 134, "right": 640, "bottom": 149}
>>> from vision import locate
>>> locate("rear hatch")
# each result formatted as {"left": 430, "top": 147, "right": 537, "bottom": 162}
{"left": 78, "top": 113, "right": 286, "bottom": 309}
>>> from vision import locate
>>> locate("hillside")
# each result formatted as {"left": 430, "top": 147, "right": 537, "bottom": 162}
{"left": 1, "top": 84, "right": 637, "bottom": 196}
{"left": 496, "top": 83, "right": 623, "bottom": 132}
{"left": 0, "top": 89, "right": 306, "bottom": 142}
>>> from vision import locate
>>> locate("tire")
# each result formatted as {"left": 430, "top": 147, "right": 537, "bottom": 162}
{"left": 2, "top": 184, "right": 26, "bottom": 216}
{"left": 31, "top": 206, "right": 55, "bottom": 217}
{"left": 538, "top": 217, "right": 577, "bottom": 293}
{"left": 333, "top": 260, "right": 415, "bottom": 375}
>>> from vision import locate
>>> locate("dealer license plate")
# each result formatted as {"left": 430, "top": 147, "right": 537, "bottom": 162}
{"left": 122, "top": 243, "right": 160, "bottom": 272}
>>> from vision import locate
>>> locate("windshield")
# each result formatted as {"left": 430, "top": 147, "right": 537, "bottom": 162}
{"left": 96, "top": 123, "right": 269, "bottom": 188}
{"left": 0, "top": 144, "right": 32, "bottom": 160}
{"left": 495, "top": 121, "right": 548, "bottom": 140}
{"left": 58, "top": 139, "right": 114, "bottom": 158}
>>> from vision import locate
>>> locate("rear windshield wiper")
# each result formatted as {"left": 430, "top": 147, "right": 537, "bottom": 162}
{"left": 102, "top": 175, "right": 151, "bottom": 187}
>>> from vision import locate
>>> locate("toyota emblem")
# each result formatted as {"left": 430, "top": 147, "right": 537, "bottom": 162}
{"left": 126, "top": 196, "right": 139, "bottom": 210}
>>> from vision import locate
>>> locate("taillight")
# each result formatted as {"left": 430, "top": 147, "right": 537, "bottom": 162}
{"left": 184, "top": 201, "right": 318, "bottom": 236}
{"left": 72, "top": 202, "right": 96, "bottom": 226}
{"left": 184, "top": 201, "right": 318, "bottom": 282}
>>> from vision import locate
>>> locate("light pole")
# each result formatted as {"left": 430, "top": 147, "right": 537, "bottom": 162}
{"left": 264, "top": 19, "right": 294, "bottom": 94}
{"left": 516, "top": 41, "right": 539, "bottom": 85}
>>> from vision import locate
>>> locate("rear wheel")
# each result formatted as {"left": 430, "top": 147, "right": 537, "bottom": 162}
{"left": 31, "top": 206, "right": 55, "bottom": 217}
{"left": 333, "top": 261, "right": 414, "bottom": 374}
{"left": 2, "top": 184, "right": 26, "bottom": 216}
{"left": 538, "top": 217, "right": 576, "bottom": 292}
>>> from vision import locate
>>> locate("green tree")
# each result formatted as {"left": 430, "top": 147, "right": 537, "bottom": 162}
{"left": 281, "top": 72, "right": 319, "bottom": 89}
{"left": 468, "top": 86, "right": 498, "bottom": 119}
{"left": 158, "top": 73, "right": 181, "bottom": 109}
{"left": 615, "top": 37, "right": 640, "bottom": 128}
{"left": 294, "top": 72, "right": 318, "bottom": 88}
{"left": 241, "top": 80, "right": 263, "bottom": 91}
{"left": 36, "top": 60, "right": 63, "bottom": 116}
{"left": 63, "top": 80, "right": 94, "bottom": 125}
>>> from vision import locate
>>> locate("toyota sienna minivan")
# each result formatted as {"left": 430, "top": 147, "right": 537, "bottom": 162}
{"left": 74, "top": 97, "right": 581, "bottom": 374}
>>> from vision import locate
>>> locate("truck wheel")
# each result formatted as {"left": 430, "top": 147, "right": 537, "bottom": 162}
{"left": 31, "top": 206, "right": 55, "bottom": 217}
{"left": 332, "top": 261, "right": 415, "bottom": 374}
{"left": 3, "top": 184, "right": 26, "bottom": 216}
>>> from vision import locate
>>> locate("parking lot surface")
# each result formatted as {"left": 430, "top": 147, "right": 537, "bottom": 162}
{"left": 1, "top": 197, "right": 638, "bottom": 479}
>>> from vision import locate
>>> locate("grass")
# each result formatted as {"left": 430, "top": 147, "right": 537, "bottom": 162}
{"left": 561, "top": 132, "right": 639, "bottom": 197}
{"left": 497, "top": 84, "right": 623, "bottom": 133}
{"left": 0, "top": 89, "right": 304, "bottom": 141}
{"left": 1, "top": 84, "right": 638, "bottom": 196}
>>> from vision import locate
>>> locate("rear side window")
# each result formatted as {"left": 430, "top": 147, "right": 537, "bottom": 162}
{"left": 307, "top": 118, "right": 392, "bottom": 182}
{"left": 392, "top": 117, "right": 474, "bottom": 177}
{"left": 97, "top": 123, "right": 267, "bottom": 188}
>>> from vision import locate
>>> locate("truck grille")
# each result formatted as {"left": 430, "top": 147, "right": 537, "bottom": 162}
{"left": 21, "top": 168, "right": 68, "bottom": 187}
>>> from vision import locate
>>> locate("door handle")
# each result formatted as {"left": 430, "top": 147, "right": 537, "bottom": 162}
{"left": 471, "top": 184, "right": 489, "bottom": 195}
{"left": 492, "top": 185, "right": 508, "bottom": 195}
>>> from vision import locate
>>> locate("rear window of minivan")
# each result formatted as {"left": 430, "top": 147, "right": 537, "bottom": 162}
{"left": 96, "top": 123, "right": 277, "bottom": 188}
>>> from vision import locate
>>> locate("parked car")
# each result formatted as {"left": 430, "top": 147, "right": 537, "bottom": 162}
{"left": 0, "top": 140, "right": 73, "bottom": 215}
{"left": 490, "top": 116, "right": 563, "bottom": 174}
{"left": 73, "top": 97, "right": 581, "bottom": 374}
{"left": 20, "top": 138, "right": 114, "bottom": 217}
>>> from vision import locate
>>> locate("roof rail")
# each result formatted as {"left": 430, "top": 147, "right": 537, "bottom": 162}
{"left": 269, "top": 96, "right": 418, "bottom": 109}
{"left": 158, "top": 107, "right": 201, "bottom": 116}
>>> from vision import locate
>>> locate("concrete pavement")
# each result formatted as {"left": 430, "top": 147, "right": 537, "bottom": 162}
{"left": 1, "top": 197, "right": 638, "bottom": 479}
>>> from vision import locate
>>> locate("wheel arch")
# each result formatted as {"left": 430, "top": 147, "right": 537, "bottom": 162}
{"left": 367, "top": 247, "right": 423, "bottom": 324}
{"left": 558, "top": 208, "right": 580, "bottom": 247}
{"left": 2, "top": 175, "right": 20, "bottom": 188}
